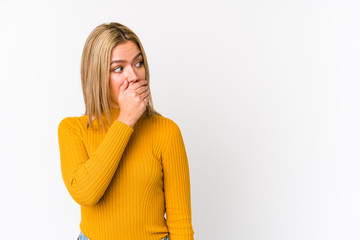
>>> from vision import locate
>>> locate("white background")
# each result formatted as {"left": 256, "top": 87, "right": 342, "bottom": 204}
{"left": 0, "top": 0, "right": 359, "bottom": 239}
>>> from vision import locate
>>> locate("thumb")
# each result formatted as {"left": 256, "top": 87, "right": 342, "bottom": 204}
{"left": 120, "top": 80, "right": 128, "bottom": 93}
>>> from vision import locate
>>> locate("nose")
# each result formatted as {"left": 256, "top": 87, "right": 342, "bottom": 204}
{"left": 126, "top": 67, "right": 139, "bottom": 84}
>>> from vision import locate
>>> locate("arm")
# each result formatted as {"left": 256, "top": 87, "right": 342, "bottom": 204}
{"left": 58, "top": 117, "right": 134, "bottom": 206}
{"left": 162, "top": 122, "right": 195, "bottom": 240}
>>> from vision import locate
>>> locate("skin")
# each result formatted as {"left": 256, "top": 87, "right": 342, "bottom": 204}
{"left": 109, "top": 41, "right": 151, "bottom": 128}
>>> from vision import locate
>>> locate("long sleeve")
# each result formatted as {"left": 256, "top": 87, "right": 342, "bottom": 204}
{"left": 162, "top": 122, "right": 195, "bottom": 240}
{"left": 58, "top": 117, "right": 134, "bottom": 206}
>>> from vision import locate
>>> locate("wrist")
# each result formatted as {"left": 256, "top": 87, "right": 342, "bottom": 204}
{"left": 117, "top": 117, "right": 134, "bottom": 128}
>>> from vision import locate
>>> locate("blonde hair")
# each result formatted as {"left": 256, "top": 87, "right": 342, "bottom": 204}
{"left": 80, "top": 22, "right": 161, "bottom": 131}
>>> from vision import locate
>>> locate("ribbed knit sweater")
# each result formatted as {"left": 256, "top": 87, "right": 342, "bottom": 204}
{"left": 57, "top": 107, "right": 194, "bottom": 240}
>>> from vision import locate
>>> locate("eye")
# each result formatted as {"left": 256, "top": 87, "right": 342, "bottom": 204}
{"left": 135, "top": 61, "right": 143, "bottom": 67}
{"left": 113, "top": 66, "right": 123, "bottom": 72}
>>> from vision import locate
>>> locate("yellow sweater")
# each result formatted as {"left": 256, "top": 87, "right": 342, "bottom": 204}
{"left": 57, "top": 107, "right": 194, "bottom": 240}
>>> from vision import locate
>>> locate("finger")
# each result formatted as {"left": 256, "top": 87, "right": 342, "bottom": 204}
{"left": 120, "top": 80, "right": 128, "bottom": 93}
{"left": 140, "top": 88, "right": 150, "bottom": 98}
{"left": 127, "top": 79, "right": 147, "bottom": 90}
{"left": 137, "top": 85, "right": 149, "bottom": 95}
{"left": 144, "top": 90, "right": 151, "bottom": 103}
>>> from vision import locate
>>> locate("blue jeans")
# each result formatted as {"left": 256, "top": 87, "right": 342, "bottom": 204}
{"left": 77, "top": 230, "right": 170, "bottom": 240}
{"left": 77, "top": 231, "right": 90, "bottom": 240}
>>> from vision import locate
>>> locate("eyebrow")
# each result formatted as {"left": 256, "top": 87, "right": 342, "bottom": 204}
{"left": 110, "top": 52, "right": 142, "bottom": 65}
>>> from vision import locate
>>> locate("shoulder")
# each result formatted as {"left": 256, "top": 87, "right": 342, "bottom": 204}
{"left": 142, "top": 114, "right": 185, "bottom": 156}
{"left": 145, "top": 115, "right": 185, "bottom": 147}
{"left": 143, "top": 114, "right": 182, "bottom": 133}
{"left": 58, "top": 114, "right": 88, "bottom": 136}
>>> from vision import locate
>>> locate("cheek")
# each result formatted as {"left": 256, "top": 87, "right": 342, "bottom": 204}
{"left": 109, "top": 76, "right": 123, "bottom": 97}
{"left": 139, "top": 68, "right": 146, "bottom": 79}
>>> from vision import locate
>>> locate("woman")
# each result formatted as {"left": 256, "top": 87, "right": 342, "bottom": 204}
{"left": 58, "top": 22, "right": 195, "bottom": 240}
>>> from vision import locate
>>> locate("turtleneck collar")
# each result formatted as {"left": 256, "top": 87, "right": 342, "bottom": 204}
{"left": 104, "top": 107, "right": 120, "bottom": 121}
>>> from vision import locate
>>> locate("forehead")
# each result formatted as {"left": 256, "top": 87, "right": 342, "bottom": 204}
{"left": 111, "top": 41, "right": 140, "bottom": 60}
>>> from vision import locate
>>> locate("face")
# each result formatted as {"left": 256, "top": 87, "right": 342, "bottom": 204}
{"left": 109, "top": 41, "right": 145, "bottom": 108}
